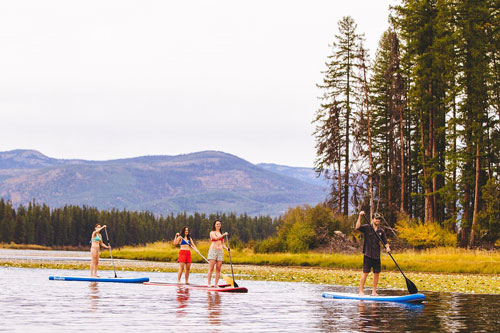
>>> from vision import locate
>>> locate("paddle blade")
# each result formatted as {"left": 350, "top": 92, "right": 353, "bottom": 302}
{"left": 221, "top": 274, "right": 239, "bottom": 287}
{"left": 221, "top": 274, "right": 234, "bottom": 287}
{"left": 406, "top": 278, "right": 418, "bottom": 294}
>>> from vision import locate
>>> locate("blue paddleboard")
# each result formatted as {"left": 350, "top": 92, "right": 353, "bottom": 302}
{"left": 322, "top": 292, "right": 425, "bottom": 303}
{"left": 49, "top": 276, "right": 149, "bottom": 283}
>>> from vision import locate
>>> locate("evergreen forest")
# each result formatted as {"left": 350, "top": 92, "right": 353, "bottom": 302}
{"left": 0, "top": 199, "right": 278, "bottom": 247}
{"left": 314, "top": 0, "right": 500, "bottom": 247}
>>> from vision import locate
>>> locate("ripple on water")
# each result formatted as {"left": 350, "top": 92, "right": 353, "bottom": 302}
{"left": 1, "top": 267, "right": 500, "bottom": 332}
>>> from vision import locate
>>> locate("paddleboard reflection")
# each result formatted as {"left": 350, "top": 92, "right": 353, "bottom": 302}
{"left": 176, "top": 288, "right": 190, "bottom": 317}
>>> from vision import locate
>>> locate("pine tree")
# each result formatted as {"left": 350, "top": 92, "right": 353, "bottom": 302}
{"left": 368, "top": 29, "right": 406, "bottom": 224}
{"left": 452, "top": 0, "right": 493, "bottom": 246}
{"left": 314, "top": 16, "right": 364, "bottom": 215}
{"left": 393, "top": 0, "right": 450, "bottom": 223}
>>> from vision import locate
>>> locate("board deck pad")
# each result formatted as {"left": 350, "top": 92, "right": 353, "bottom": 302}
{"left": 145, "top": 281, "right": 248, "bottom": 293}
{"left": 322, "top": 292, "right": 425, "bottom": 303}
{"left": 49, "top": 276, "right": 149, "bottom": 283}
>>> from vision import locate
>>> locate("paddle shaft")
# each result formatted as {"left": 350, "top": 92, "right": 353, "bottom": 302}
{"left": 362, "top": 214, "right": 418, "bottom": 293}
{"left": 225, "top": 235, "right": 237, "bottom": 287}
{"left": 104, "top": 227, "right": 117, "bottom": 278}
{"left": 189, "top": 244, "right": 209, "bottom": 262}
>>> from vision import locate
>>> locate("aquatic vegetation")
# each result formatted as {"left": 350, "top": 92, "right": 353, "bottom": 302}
{"left": 103, "top": 242, "right": 500, "bottom": 275}
{"left": 2, "top": 259, "right": 499, "bottom": 294}
{"left": 2, "top": 242, "right": 499, "bottom": 294}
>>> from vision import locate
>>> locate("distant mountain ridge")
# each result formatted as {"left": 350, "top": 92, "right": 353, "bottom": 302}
{"left": 0, "top": 150, "right": 327, "bottom": 216}
{"left": 257, "top": 163, "right": 327, "bottom": 188}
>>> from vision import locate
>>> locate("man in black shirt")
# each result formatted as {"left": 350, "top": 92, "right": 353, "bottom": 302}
{"left": 355, "top": 211, "right": 391, "bottom": 296}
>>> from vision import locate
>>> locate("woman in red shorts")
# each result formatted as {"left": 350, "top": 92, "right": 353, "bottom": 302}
{"left": 173, "top": 226, "right": 197, "bottom": 284}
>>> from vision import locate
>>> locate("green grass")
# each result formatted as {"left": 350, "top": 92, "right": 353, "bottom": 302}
{"left": 0, "top": 242, "right": 52, "bottom": 250}
{"left": 103, "top": 242, "right": 500, "bottom": 275}
{"left": 2, "top": 242, "right": 500, "bottom": 294}
{"left": 2, "top": 258, "right": 499, "bottom": 294}
{"left": 4, "top": 241, "right": 500, "bottom": 294}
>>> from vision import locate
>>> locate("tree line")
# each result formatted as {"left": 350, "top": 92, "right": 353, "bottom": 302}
{"left": 314, "top": 0, "right": 500, "bottom": 247}
{"left": 0, "top": 199, "right": 279, "bottom": 247}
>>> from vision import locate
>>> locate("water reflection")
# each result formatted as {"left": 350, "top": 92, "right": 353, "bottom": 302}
{"left": 88, "top": 282, "right": 99, "bottom": 312}
{"left": 207, "top": 292, "right": 222, "bottom": 326}
{"left": 320, "top": 295, "right": 428, "bottom": 332}
{"left": 357, "top": 300, "right": 425, "bottom": 332}
{"left": 176, "top": 288, "right": 190, "bottom": 317}
{"left": 2, "top": 267, "right": 500, "bottom": 332}
{"left": 358, "top": 301, "right": 379, "bottom": 331}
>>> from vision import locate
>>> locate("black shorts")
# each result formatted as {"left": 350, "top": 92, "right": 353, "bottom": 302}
{"left": 363, "top": 255, "right": 381, "bottom": 273}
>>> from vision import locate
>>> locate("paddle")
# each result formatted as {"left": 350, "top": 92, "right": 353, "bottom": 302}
{"left": 103, "top": 227, "right": 118, "bottom": 278}
{"left": 362, "top": 214, "right": 418, "bottom": 294}
{"left": 189, "top": 244, "right": 236, "bottom": 287}
{"left": 225, "top": 234, "right": 239, "bottom": 288}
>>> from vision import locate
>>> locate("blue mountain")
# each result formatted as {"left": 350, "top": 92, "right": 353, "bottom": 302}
{"left": 0, "top": 150, "right": 327, "bottom": 216}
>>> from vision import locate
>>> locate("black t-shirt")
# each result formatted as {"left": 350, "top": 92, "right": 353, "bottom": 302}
{"left": 357, "top": 224, "right": 388, "bottom": 259}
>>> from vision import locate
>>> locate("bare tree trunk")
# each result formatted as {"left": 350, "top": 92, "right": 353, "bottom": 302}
{"left": 461, "top": 144, "right": 472, "bottom": 247}
{"left": 422, "top": 82, "right": 434, "bottom": 223}
{"left": 492, "top": 52, "right": 500, "bottom": 121}
{"left": 420, "top": 106, "right": 431, "bottom": 223}
{"left": 405, "top": 87, "right": 412, "bottom": 217}
{"left": 399, "top": 103, "right": 405, "bottom": 213}
{"left": 344, "top": 51, "right": 351, "bottom": 216}
{"left": 362, "top": 55, "right": 374, "bottom": 219}
{"left": 337, "top": 160, "right": 342, "bottom": 214}
{"left": 431, "top": 107, "right": 438, "bottom": 222}
{"left": 469, "top": 141, "right": 481, "bottom": 247}
{"left": 451, "top": 93, "right": 457, "bottom": 231}
{"left": 388, "top": 115, "right": 394, "bottom": 222}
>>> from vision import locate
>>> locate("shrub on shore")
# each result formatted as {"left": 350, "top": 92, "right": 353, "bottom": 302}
{"left": 395, "top": 215, "right": 457, "bottom": 248}
{"left": 254, "top": 204, "right": 353, "bottom": 253}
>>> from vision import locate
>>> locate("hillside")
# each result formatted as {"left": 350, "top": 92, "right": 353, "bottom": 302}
{"left": 0, "top": 150, "right": 327, "bottom": 216}
{"left": 257, "top": 163, "right": 328, "bottom": 188}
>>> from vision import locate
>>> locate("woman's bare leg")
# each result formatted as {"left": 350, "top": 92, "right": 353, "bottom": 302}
{"left": 185, "top": 263, "right": 191, "bottom": 284}
{"left": 214, "top": 261, "right": 223, "bottom": 287}
{"left": 207, "top": 259, "right": 216, "bottom": 286}
{"left": 95, "top": 256, "right": 99, "bottom": 277}
{"left": 177, "top": 263, "right": 185, "bottom": 283}
{"left": 90, "top": 248, "right": 99, "bottom": 277}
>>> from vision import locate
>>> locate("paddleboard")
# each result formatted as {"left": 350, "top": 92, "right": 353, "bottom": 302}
{"left": 49, "top": 276, "right": 149, "bottom": 283}
{"left": 322, "top": 292, "right": 425, "bottom": 303}
{"left": 145, "top": 281, "right": 248, "bottom": 293}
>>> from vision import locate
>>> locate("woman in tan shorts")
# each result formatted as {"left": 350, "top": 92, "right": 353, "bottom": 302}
{"left": 207, "top": 220, "right": 228, "bottom": 287}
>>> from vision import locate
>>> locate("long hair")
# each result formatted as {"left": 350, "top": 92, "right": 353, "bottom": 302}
{"left": 212, "top": 219, "right": 222, "bottom": 232}
{"left": 179, "top": 226, "right": 191, "bottom": 239}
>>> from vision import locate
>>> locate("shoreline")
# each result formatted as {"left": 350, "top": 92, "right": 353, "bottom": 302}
{"left": 2, "top": 256, "right": 499, "bottom": 295}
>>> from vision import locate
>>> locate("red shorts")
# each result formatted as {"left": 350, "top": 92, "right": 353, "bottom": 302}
{"left": 178, "top": 250, "right": 192, "bottom": 263}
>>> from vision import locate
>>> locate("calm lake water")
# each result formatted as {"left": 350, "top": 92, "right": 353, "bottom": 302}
{"left": 1, "top": 264, "right": 500, "bottom": 332}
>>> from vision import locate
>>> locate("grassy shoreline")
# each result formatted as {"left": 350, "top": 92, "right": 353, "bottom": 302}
{"left": 2, "top": 259, "right": 499, "bottom": 295}
{"left": 100, "top": 242, "right": 500, "bottom": 274}
{"left": 3, "top": 241, "right": 500, "bottom": 274}
{"left": 2, "top": 242, "right": 499, "bottom": 294}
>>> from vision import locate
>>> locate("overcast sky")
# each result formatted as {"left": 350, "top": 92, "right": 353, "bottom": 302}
{"left": 0, "top": 0, "right": 396, "bottom": 167}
